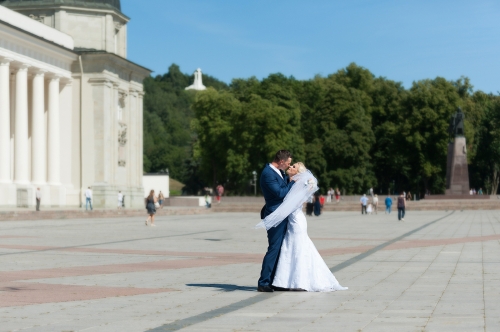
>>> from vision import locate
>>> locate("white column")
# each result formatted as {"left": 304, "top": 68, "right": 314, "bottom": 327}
{"left": 138, "top": 92, "right": 144, "bottom": 186}
{"left": 0, "top": 58, "right": 13, "bottom": 183}
{"left": 14, "top": 63, "right": 30, "bottom": 184}
{"left": 48, "top": 75, "right": 61, "bottom": 185}
{"left": 31, "top": 69, "right": 46, "bottom": 184}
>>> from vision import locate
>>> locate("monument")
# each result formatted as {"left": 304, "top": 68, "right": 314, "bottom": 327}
{"left": 185, "top": 68, "right": 206, "bottom": 91}
{"left": 445, "top": 107, "right": 470, "bottom": 195}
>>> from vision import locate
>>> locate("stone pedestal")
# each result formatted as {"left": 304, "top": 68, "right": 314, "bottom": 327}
{"left": 445, "top": 137, "right": 469, "bottom": 195}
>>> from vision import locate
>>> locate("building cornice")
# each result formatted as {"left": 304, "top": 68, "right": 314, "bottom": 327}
{"left": 77, "top": 51, "right": 151, "bottom": 83}
{"left": 0, "top": 19, "right": 76, "bottom": 56}
{"left": 0, "top": 20, "right": 76, "bottom": 78}
{"left": 4, "top": 5, "right": 130, "bottom": 22}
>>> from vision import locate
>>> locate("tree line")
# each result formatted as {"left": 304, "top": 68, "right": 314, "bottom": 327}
{"left": 143, "top": 63, "right": 500, "bottom": 197}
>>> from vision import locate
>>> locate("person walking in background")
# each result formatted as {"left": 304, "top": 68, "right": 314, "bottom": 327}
{"left": 85, "top": 187, "right": 93, "bottom": 211}
{"left": 145, "top": 190, "right": 157, "bottom": 226}
{"left": 117, "top": 191, "right": 123, "bottom": 209}
{"left": 360, "top": 194, "right": 368, "bottom": 214}
{"left": 205, "top": 191, "right": 212, "bottom": 208}
{"left": 327, "top": 188, "right": 332, "bottom": 203}
{"left": 158, "top": 191, "right": 165, "bottom": 208}
{"left": 306, "top": 195, "right": 314, "bottom": 216}
{"left": 397, "top": 192, "right": 406, "bottom": 221}
{"left": 335, "top": 188, "right": 340, "bottom": 202}
{"left": 385, "top": 195, "right": 392, "bottom": 214}
{"left": 35, "top": 188, "right": 41, "bottom": 211}
{"left": 314, "top": 192, "right": 322, "bottom": 216}
{"left": 406, "top": 191, "right": 412, "bottom": 201}
{"left": 478, "top": 188, "right": 483, "bottom": 195}
{"left": 369, "top": 187, "right": 374, "bottom": 198}
{"left": 216, "top": 184, "right": 224, "bottom": 204}
{"left": 373, "top": 194, "right": 379, "bottom": 214}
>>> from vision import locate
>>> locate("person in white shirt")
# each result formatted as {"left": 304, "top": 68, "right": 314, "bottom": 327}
{"left": 117, "top": 191, "right": 123, "bottom": 209}
{"left": 367, "top": 202, "right": 373, "bottom": 214}
{"left": 85, "top": 187, "right": 93, "bottom": 211}
{"left": 35, "top": 188, "right": 41, "bottom": 211}
{"left": 372, "top": 194, "right": 379, "bottom": 214}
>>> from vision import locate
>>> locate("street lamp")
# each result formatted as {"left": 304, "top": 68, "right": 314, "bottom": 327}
{"left": 252, "top": 171, "right": 257, "bottom": 196}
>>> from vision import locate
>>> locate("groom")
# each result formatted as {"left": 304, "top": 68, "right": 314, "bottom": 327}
{"left": 258, "top": 150, "right": 295, "bottom": 292}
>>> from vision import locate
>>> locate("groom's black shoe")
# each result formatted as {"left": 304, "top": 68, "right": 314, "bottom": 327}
{"left": 271, "top": 285, "right": 290, "bottom": 291}
{"left": 257, "top": 285, "right": 274, "bottom": 292}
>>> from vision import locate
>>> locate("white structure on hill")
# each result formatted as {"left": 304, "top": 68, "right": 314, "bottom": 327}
{"left": 185, "top": 68, "right": 206, "bottom": 91}
{"left": 0, "top": 0, "right": 151, "bottom": 208}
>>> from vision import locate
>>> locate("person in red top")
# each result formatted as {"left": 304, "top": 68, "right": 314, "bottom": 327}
{"left": 319, "top": 195, "right": 325, "bottom": 207}
{"left": 216, "top": 184, "right": 224, "bottom": 204}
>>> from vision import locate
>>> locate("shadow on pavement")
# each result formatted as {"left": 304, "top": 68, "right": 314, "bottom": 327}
{"left": 186, "top": 283, "right": 255, "bottom": 292}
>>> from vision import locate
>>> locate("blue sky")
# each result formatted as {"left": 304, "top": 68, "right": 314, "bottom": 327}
{"left": 123, "top": 0, "right": 500, "bottom": 93}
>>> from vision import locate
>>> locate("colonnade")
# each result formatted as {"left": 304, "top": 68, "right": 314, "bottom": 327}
{"left": 0, "top": 57, "right": 63, "bottom": 186}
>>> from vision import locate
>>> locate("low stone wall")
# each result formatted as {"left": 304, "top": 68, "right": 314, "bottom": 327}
{"left": 0, "top": 206, "right": 210, "bottom": 222}
{"left": 210, "top": 198, "right": 500, "bottom": 213}
{"left": 164, "top": 197, "right": 205, "bottom": 207}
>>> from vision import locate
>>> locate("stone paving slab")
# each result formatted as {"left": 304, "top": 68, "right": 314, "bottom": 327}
{"left": 0, "top": 210, "right": 499, "bottom": 331}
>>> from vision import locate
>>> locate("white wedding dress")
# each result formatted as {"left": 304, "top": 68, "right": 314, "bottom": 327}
{"left": 256, "top": 171, "right": 347, "bottom": 292}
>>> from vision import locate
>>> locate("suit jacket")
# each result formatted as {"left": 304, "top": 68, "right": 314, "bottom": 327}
{"left": 260, "top": 164, "right": 295, "bottom": 219}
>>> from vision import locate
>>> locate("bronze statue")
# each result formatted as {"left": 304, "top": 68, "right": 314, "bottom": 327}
{"left": 448, "top": 107, "right": 465, "bottom": 140}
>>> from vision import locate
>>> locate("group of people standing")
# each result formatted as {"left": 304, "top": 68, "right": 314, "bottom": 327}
{"left": 305, "top": 192, "right": 324, "bottom": 216}
{"left": 326, "top": 188, "right": 341, "bottom": 203}
{"left": 359, "top": 194, "right": 380, "bottom": 214}
{"left": 470, "top": 188, "right": 483, "bottom": 195}
{"left": 204, "top": 184, "right": 225, "bottom": 208}
{"left": 360, "top": 192, "right": 407, "bottom": 221}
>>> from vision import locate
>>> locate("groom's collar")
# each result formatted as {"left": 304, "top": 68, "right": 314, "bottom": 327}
{"left": 268, "top": 163, "right": 284, "bottom": 179}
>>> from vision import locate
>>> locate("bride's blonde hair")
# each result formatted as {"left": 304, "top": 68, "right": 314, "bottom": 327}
{"left": 295, "top": 162, "right": 306, "bottom": 173}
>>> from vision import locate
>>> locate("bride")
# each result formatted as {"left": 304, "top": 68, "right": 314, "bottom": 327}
{"left": 256, "top": 162, "right": 348, "bottom": 292}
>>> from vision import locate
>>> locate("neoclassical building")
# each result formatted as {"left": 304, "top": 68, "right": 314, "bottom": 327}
{"left": 0, "top": 0, "right": 150, "bottom": 208}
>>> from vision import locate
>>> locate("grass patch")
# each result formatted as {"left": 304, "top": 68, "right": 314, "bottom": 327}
{"left": 169, "top": 179, "right": 184, "bottom": 196}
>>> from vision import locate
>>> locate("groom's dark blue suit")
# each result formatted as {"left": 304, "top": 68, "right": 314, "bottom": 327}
{"left": 258, "top": 163, "right": 295, "bottom": 288}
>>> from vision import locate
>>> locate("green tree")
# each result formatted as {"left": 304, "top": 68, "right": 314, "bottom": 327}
{"left": 143, "top": 64, "right": 227, "bottom": 186}
{"left": 470, "top": 93, "right": 500, "bottom": 194}
{"left": 191, "top": 74, "right": 305, "bottom": 193}
{"left": 401, "top": 77, "right": 464, "bottom": 194}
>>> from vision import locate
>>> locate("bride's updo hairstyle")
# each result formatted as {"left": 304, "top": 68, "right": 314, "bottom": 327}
{"left": 295, "top": 162, "right": 306, "bottom": 173}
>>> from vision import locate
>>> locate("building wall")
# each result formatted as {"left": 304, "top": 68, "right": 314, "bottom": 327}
{"left": 0, "top": 6, "right": 77, "bottom": 207}
{"left": 0, "top": 4, "right": 150, "bottom": 209}
{"left": 73, "top": 54, "right": 149, "bottom": 208}
{"left": 143, "top": 175, "right": 170, "bottom": 199}
{"left": 11, "top": 7, "right": 128, "bottom": 58}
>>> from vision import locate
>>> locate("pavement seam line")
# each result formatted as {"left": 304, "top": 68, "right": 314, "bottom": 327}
{"left": 423, "top": 242, "right": 465, "bottom": 330}
{"left": 0, "top": 230, "right": 223, "bottom": 257}
{"left": 330, "top": 211, "right": 455, "bottom": 273}
{"left": 149, "top": 211, "right": 455, "bottom": 332}
{"left": 146, "top": 293, "right": 279, "bottom": 332}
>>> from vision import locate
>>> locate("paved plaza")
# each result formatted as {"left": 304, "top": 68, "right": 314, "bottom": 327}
{"left": 1, "top": 210, "right": 499, "bottom": 331}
